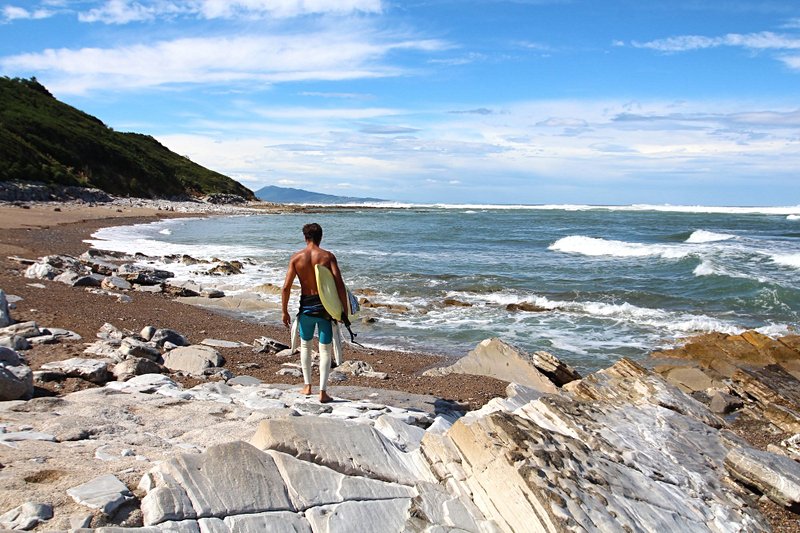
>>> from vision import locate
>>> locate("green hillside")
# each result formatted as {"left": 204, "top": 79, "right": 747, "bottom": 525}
{"left": 0, "top": 77, "right": 255, "bottom": 199}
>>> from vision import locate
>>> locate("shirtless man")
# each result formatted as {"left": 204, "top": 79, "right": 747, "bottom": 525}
{"left": 281, "top": 223, "right": 348, "bottom": 403}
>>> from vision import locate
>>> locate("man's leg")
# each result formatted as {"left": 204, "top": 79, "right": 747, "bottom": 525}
{"left": 318, "top": 342, "right": 333, "bottom": 403}
{"left": 297, "top": 315, "right": 315, "bottom": 395}
{"left": 317, "top": 318, "right": 334, "bottom": 403}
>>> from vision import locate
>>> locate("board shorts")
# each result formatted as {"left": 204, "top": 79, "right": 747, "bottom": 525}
{"left": 298, "top": 294, "right": 333, "bottom": 345}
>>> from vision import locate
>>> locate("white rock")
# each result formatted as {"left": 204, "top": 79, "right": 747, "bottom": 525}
{"left": 305, "top": 499, "right": 414, "bottom": 533}
{"left": 0, "top": 502, "right": 53, "bottom": 530}
{"left": 39, "top": 357, "right": 108, "bottom": 384}
{"left": 163, "top": 345, "right": 223, "bottom": 375}
{"left": 0, "top": 290, "right": 10, "bottom": 328}
{"left": 67, "top": 474, "right": 133, "bottom": 515}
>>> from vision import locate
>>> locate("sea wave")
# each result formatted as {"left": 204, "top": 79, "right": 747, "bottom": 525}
{"left": 772, "top": 253, "right": 800, "bottom": 269}
{"left": 685, "top": 230, "right": 736, "bottom": 243}
{"left": 789, "top": 215, "right": 800, "bottom": 221}
{"left": 693, "top": 260, "right": 717, "bottom": 277}
{"left": 548, "top": 235, "right": 690, "bottom": 259}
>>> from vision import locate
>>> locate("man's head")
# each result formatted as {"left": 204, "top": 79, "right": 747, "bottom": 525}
{"left": 303, "top": 223, "right": 323, "bottom": 245}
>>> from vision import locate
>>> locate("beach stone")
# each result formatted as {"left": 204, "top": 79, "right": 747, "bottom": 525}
{"left": 423, "top": 338, "right": 559, "bottom": 393}
{"left": 67, "top": 474, "right": 134, "bottom": 515}
{"left": 0, "top": 334, "right": 31, "bottom": 350}
{"left": 0, "top": 320, "right": 41, "bottom": 338}
{"left": 0, "top": 347, "right": 33, "bottom": 400}
{"left": 113, "top": 357, "right": 165, "bottom": 382}
{"left": 0, "top": 289, "right": 11, "bottom": 327}
{"left": 506, "top": 301, "right": 547, "bottom": 312}
{"left": 227, "top": 375, "right": 262, "bottom": 386}
{"left": 102, "top": 275, "right": 132, "bottom": 291}
{"left": 24, "top": 261, "right": 58, "bottom": 280}
{"left": 202, "top": 288, "right": 225, "bottom": 298}
{"left": 119, "top": 337, "right": 162, "bottom": 361}
{"left": 201, "top": 338, "right": 249, "bottom": 348}
{"left": 116, "top": 264, "right": 174, "bottom": 285}
{"left": 0, "top": 502, "right": 53, "bottom": 530}
{"left": 141, "top": 325, "right": 156, "bottom": 340}
{"left": 163, "top": 345, "right": 223, "bottom": 375}
{"left": 39, "top": 357, "right": 109, "bottom": 384}
{"left": 709, "top": 391, "right": 744, "bottom": 414}
{"left": 253, "top": 336, "right": 289, "bottom": 354}
{"left": 98, "top": 322, "right": 126, "bottom": 340}
{"left": 726, "top": 445, "right": 800, "bottom": 510}
{"left": 151, "top": 328, "right": 189, "bottom": 348}
{"left": 277, "top": 367, "right": 302, "bottom": 377}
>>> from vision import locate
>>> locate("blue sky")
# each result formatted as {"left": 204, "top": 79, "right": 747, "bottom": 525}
{"left": 2, "top": 0, "right": 800, "bottom": 205}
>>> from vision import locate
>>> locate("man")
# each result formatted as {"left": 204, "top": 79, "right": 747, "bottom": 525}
{"left": 281, "top": 223, "right": 348, "bottom": 403}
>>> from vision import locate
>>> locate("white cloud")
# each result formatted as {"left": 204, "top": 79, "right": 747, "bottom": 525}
{"left": 632, "top": 31, "right": 800, "bottom": 53}
{"left": 0, "top": 32, "right": 448, "bottom": 94}
{"left": 74, "top": 0, "right": 382, "bottom": 24}
{"left": 2, "top": 5, "right": 54, "bottom": 21}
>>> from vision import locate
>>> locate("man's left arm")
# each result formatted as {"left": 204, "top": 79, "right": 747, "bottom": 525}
{"left": 281, "top": 259, "right": 297, "bottom": 328}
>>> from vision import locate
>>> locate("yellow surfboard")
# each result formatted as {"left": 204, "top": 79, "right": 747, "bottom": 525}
{"left": 314, "top": 264, "right": 357, "bottom": 321}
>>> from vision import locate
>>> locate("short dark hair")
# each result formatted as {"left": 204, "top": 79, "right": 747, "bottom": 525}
{"left": 303, "top": 223, "right": 322, "bottom": 244}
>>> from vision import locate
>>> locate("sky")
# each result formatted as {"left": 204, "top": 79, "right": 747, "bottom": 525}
{"left": 2, "top": 1, "right": 800, "bottom": 206}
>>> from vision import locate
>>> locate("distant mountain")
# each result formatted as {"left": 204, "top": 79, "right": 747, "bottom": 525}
{"left": 255, "top": 185, "right": 385, "bottom": 204}
{"left": 0, "top": 76, "right": 255, "bottom": 200}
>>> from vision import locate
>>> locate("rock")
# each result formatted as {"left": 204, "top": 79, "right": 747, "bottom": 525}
{"left": 709, "top": 391, "right": 744, "bottom": 414}
{"left": 39, "top": 358, "right": 109, "bottom": 384}
{"left": 227, "top": 375, "right": 262, "bottom": 386}
{"left": 201, "top": 338, "right": 249, "bottom": 348}
{"left": 253, "top": 336, "right": 290, "bottom": 354}
{"left": 0, "top": 320, "right": 41, "bottom": 338}
{"left": 54, "top": 271, "right": 104, "bottom": 287}
{"left": 0, "top": 334, "right": 31, "bottom": 351}
{"left": 151, "top": 328, "right": 189, "bottom": 348}
{"left": 0, "top": 347, "right": 33, "bottom": 400}
{"left": 24, "top": 262, "right": 57, "bottom": 280}
{"left": 0, "top": 289, "right": 11, "bottom": 327}
{"left": 250, "top": 416, "right": 435, "bottom": 485}
{"left": 443, "top": 298, "right": 472, "bottom": 307}
{"left": 141, "top": 325, "right": 156, "bottom": 340}
{"left": 731, "top": 364, "right": 800, "bottom": 409}
{"left": 113, "top": 357, "right": 165, "bottom": 382}
{"left": 98, "top": 322, "right": 126, "bottom": 340}
{"left": 119, "top": 337, "right": 162, "bottom": 361}
{"left": 202, "top": 289, "right": 225, "bottom": 298}
{"left": 763, "top": 403, "right": 800, "bottom": 434}
{"left": 664, "top": 366, "right": 714, "bottom": 393}
{"left": 117, "top": 264, "right": 174, "bottom": 285}
{"left": 206, "top": 260, "right": 243, "bottom": 276}
{"left": 506, "top": 301, "right": 547, "bottom": 312}
{"left": 277, "top": 367, "right": 302, "bottom": 378}
{"left": 725, "top": 445, "right": 800, "bottom": 511}
{"left": 531, "top": 350, "right": 581, "bottom": 386}
{"left": 163, "top": 345, "right": 224, "bottom": 375}
{"left": 0, "top": 502, "right": 53, "bottom": 530}
{"left": 67, "top": 474, "right": 134, "bottom": 516}
{"left": 423, "top": 338, "right": 559, "bottom": 393}
{"left": 102, "top": 275, "right": 132, "bottom": 291}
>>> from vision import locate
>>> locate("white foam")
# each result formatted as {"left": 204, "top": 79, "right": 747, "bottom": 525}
{"left": 693, "top": 260, "right": 717, "bottom": 277}
{"left": 788, "top": 215, "right": 800, "bottom": 220}
{"left": 772, "top": 253, "right": 800, "bottom": 269}
{"left": 549, "top": 236, "right": 690, "bottom": 259}
{"left": 685, "top": 230, "right": 736, "bottom": 243}
{"left": 158, "top": 229, "right": 172, "bottom": 235}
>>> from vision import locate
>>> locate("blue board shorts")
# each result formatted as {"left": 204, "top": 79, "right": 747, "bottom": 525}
{"left": 298, "top": 294, "right": 332, "bottom": 344}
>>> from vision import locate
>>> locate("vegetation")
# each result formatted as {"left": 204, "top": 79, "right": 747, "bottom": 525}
{"left": 0, "top": 76, "right": 255, "bottom": 199}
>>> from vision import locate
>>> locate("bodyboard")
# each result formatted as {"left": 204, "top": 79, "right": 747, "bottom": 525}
{"left": 314, "top": 264, "right": 358, "bottom": 321}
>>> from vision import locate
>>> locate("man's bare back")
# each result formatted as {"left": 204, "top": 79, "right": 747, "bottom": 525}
{"left": 281, "top": 243, "right": 346, "bottom": 327}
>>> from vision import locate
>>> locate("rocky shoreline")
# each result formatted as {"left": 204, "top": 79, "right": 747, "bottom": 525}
{"left": 2, "top": 200, "right": 800, "bottom": 531}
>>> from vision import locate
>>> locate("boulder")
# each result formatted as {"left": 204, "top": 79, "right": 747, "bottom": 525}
{"left": 39, "top": 358, "right": 109, "bottom": 384}
{"left": 151, "top": 328, "right": 189, "bottom": 348}
{"left": 141, "top": 325, "right": 156, "bottom": 341}
{"left": 0, "top": 320, "right": 41, "bottom": 338}
{"left": 0, "top": 289, "right": 10, "bottom": 327}
{"left": 0, "top": 334, "right": 31, "bottom": 351}
{"left": 531, "top": 350, "right": 581, "bottom": 386}
{"left": 423, "top": 338, "right": 559, "bottom": 393}
{"left": 0, "top": 502, "right": 53, "bottom": 530}
{"left": 0, "top": 347, "right": 33, "bottom": 401}
{"left": 101, "top": 275, "right": 132, "bottom": 291}
{"left": 163, "top": 345, "right": 224, "bottom": 375}
{"left": 117, "top": 264, "right": 174, "bottom": 285}
{"left": 506, "top": 301, "right": 547, "bottom": 312}
{"left": 664, "top": 366, "right": 714, "bottom": 393}
{"left": 119, "top": 337, "right": 162, "bottom": 361}
{"left": 253, "top": 337, "right": 290, "bottom": 355}
{"left": 113, "top": 357, "right": 166, "bottom": 382}
{"left": 709, "top": 391, "right": 744, "bottom": 414}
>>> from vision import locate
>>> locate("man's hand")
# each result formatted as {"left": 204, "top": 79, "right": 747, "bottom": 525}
{"left": 282, "top": 311, "right": 291, "bottom": 328}
{"left": 341, "top": 313, "right": 351, "bottom": 328}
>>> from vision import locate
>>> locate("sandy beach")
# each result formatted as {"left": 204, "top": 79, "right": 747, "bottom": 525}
{"left": 0, "top": 201, "right": 507, "bottom": 409}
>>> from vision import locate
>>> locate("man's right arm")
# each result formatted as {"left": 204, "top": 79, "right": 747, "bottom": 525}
{"left": 281, "top": 257, "right": 297, "bottom": 328}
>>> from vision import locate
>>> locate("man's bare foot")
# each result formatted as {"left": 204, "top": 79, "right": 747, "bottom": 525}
{"left": 319, "top": 391, "right": 333, "bottom": 403}
{"left": 301, "top": 384, "right": 312, "bottom": 395}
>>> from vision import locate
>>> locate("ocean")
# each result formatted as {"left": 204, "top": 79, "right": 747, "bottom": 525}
{"left": 87, "top": 204, "right": 800, "bottom": 373}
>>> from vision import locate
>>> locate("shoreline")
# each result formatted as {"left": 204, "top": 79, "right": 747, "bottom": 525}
{"left": 0, "top": 200, "right": 508, "bottom": 408}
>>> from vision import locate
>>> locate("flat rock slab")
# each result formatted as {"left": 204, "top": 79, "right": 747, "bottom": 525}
{"left": 0, "top": 502, "right": 53, "bottom": 530}
{"left": 725, "top": 445, "right": 800, "bottom": 510}
{"left": 39, "top": 357, "right": 108, "bottom": 384}
{"left": 67, "top": 474, "right": 133, "bottom": 515}
{"left": 201, "top": 338, "right": 250, "bottom": 348}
